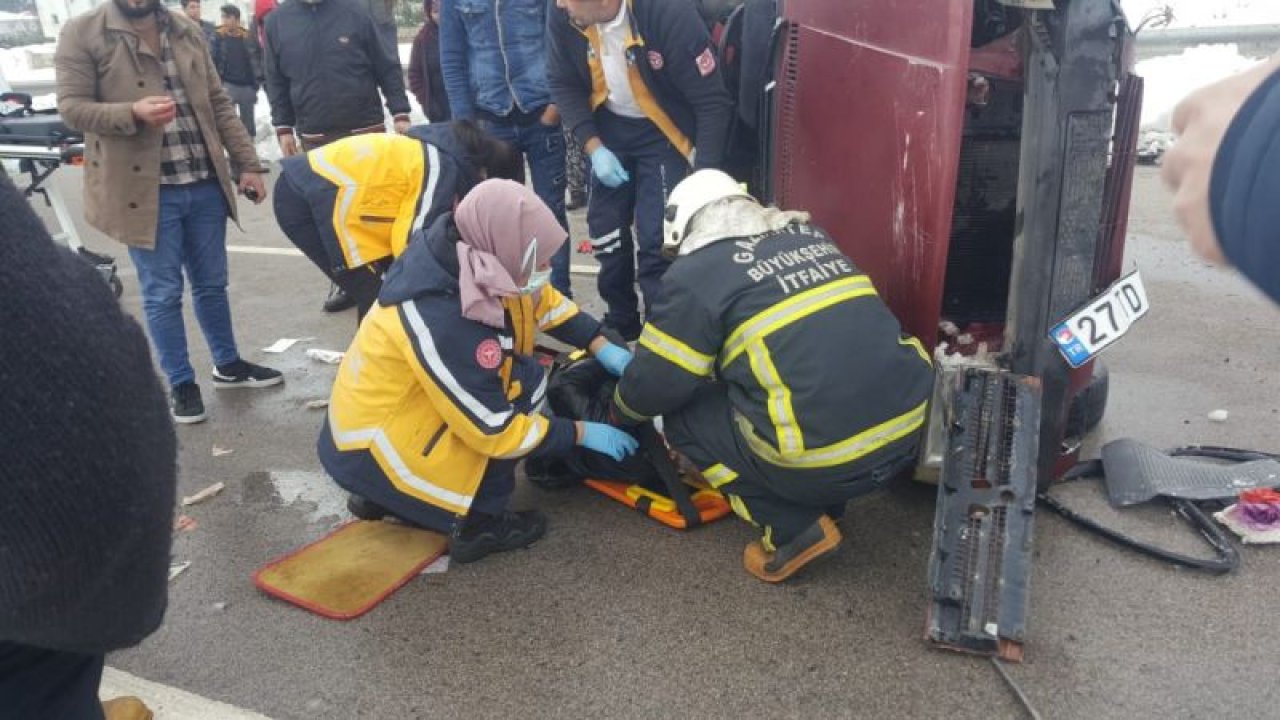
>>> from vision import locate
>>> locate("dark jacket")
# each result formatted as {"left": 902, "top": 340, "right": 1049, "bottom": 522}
{"left": 263, "top": 0, "right": 410, "bottom": 134}
{"left": 211, "top": 24, "right": 262, "bottom": 88}
{"left": 439, "top": 0, "right": 553, "bottom": 119}
{"left": 408, "top": 20, "right": 450, "bottom": 122}
{"left": 547, "top": 0, "right": 733, "bottom": 169}
{"left": 614, "top": 222, "right": 934, "bottom": 477}
{"left": 1210, "top": 64, "right": 1280, "bottom": 305}
{"left": 0, "top": 174, "right": 176, "bottom": 657}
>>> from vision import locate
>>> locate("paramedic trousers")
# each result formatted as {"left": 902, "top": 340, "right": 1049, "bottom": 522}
{"left": 0, "top": 642, "right": 105, "bottom": 720}
{"left": 273, "top": 172, "right": 384, "bottom": 323}
{"left": 663, "top": 384, "right": 921, "bottom": 548}
{"left": 587, "top": 111, "right": 690, "bottom": 340}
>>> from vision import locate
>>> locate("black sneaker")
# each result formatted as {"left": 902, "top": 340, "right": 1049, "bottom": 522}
{"left": 323, "top": 285, "right": 356, "bottom": 313}
{"left": 347, "top": 494, "right": 389, "bottom": 521}
{"left": 450, "top": 510, "right": 547, "bottom": 564}
{"left": 211, "top": 359, "right": 284, "bottom": 389}
{"left": 171, "top": 382, "right": 207, "bottom": 424}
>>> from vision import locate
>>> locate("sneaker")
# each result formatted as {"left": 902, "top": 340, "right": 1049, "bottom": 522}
{"left": 742, "top": 515, "right": 842, "bottom": 583}
{"left": 170, "top": 382, "right": 207, "bottom": 424}
{"left": 211, "top": 359, "right": 284, "bottom": 389}
{"left": 450, "top": 510, "right": 547, "bottom": 564}
{"left": 323, "top": 285, "right": 356, "bottom": 313}
{"left": 347, "top": 493, "right": 389, "bottom": 521}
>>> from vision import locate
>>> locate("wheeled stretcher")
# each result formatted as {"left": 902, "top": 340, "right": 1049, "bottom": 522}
{"left": 0, "top": 92, "right": 122, "bottom": 297}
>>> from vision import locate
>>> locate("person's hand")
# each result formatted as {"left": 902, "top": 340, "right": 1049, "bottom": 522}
{"left": 393, "top": 117, "right": 411, "bottom": 135}
{"left": 239, "top": 173, "right": 267, "bottom": 204}
{"left": 577, "top": 421, "right": 639, "bottom": 461}
{"left": 132, "top": 96, "right": 175, "bottom": 127}
{"left": 540, "top": 104, "right": 560, "bottom": 126}
{"left": 594, "top": 342, "right": 633, "bottom": 377}
{"left": 1162, "top": 53, "right": 1280, "bottom": 264}
{"left": 590, "top": 145, "right": 630, "bottom": 187}
{"left": 278, "top": 132, "right": 299, "bottom": 157}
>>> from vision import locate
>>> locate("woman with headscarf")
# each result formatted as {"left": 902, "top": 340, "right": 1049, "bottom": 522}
{"left": 320, "top": 180, "right": 638, "bottom": 563}
{"left": 407, "top": 0, "right": 449, "bottom": 123}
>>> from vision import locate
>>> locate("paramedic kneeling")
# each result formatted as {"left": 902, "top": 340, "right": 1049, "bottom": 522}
{"left": 320, "top": 180, "right": 637, "bottom": 563}
{"left": 611, "top": 170, "right": 935, "bottom": 583}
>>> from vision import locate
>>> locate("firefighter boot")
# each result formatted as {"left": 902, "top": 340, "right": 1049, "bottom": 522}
{"left": 102, "top": 697, "right": 154, "bottom": 720}
{"left": 743, "top": 515, "right": 842, "bottom": 583}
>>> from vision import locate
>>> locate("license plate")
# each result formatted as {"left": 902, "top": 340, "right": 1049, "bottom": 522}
{"left": 1050, "top": 270, "right": 1150, "bottom": 368}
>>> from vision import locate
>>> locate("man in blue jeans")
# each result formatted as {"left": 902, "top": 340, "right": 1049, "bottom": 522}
{"left": 439, "top": 0, "right": 573, "bottom": 297}
{"left": 56, "top": 0, "right": 282, "bottom": 425}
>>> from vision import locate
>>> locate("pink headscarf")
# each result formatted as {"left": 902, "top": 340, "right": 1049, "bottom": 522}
{"left": 454, "top": 180, "right": 568, "bottom": 328}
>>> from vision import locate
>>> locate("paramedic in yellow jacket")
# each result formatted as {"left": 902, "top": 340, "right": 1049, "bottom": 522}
{"left": 273, "top": 121, "right": 522, "bottom": 322}
{"left": 320, "top": 179, "right": 639, "bottom": 563}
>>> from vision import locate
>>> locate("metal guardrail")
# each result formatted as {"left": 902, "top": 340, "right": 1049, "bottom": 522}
{"left": 1136, "top": 24, "right": 1280, "bottom": 60}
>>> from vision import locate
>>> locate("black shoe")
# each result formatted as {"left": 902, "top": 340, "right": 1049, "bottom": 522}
{"left": 323, "top": 285, "right": 356, "bottom": 313}
{"left": 525, "top": 457, "right": 584, "bottom": 491}
{"left": 347, "top": 494, "right": 389, "bottom": 521}
{"left": 566, "top": 189, "right": 587, "bottom": 211}
{"left": 211, "top": 359, "right": 284, "bottom": 389}
{"left": 450, "top": 510, "right": 547, "bottom": 564}
{"left": 171, "top": 382, "right": 207, "bottom": 424}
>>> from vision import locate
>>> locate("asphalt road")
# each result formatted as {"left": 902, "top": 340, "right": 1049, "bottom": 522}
{"left": 27, "top": 164, "right": 1280, "bottom": 719}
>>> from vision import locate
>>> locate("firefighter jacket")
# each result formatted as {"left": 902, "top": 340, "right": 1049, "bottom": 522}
{"left": 278, "top": 124, "right": 477, "bottom": 274}
{"left": 613, "top": 222, "right": 935, "bottom": 476}
{"left": 547, "top": 0, "right": 732, "bottom": 168}
{"left": 321, "top": 214, "right": 601, "bottom": 525}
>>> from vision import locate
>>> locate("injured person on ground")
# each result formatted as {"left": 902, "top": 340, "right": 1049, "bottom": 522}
{"left": 609, "top": 170, "right": 937, "bottom": 582}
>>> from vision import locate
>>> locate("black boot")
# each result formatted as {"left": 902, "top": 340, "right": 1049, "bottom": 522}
{"left": 347, "top": 494, "right": 389, "bottom": 521}
{"left": 450, "top": 510, "right": 547, "bottom": 564}
{"left": 323, "top": 284, "right": 356, "bottom": 313}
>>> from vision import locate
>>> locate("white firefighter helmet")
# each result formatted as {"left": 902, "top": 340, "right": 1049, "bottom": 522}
{"left": 662, "top": 169, "right": 751, "bottom": 257}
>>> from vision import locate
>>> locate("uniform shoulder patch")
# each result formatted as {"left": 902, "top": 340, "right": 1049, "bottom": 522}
{"left": 648, "top": 50, "right": 665, "bottom": 70}
{"left": 475, "top": 338, "right": 503, "bottom": 369}
{"left": 695, "top": 47, "right": 716, "bottom": 77}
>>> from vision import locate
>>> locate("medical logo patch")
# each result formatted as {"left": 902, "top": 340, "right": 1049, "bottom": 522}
{"left": 475, "top": 339, "right": 503, "bottom": 369}
{"left": 647, "top": 50, "right": 664, "bottom": 70}
{"left": 695, "top": 47, "right": 716, "bottom": 77}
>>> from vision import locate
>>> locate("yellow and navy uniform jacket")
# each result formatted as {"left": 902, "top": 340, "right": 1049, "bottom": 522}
{"left": 278, "top": 123, "right": 475, "bottom": 274}
{"left": 319, "top": 214, "right": 601, "bottom": 531}
{"left": 614, "top": 223, "right": 935, "bottom": 476}
{"left": 547, "top": 0, "right": 732, "bottom": 168}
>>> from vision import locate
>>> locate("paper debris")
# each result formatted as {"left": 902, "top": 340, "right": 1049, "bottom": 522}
{"left": 263, "top": 337, "right": 313, "bottom": 353}
{"left": 182, "top": 482, "right": 226, "bottom": 506}
{"left": 212, "top": 602, "right": 228, "bottom": 611}
{"left": 306, "top": 348, "right": 345, "bottom": 365}
{"left": 304, "top": 398, "right": 329, "bottom": 410}
{"left": 173, "top": 515, "right": 199, "bottom": 534}
{"left": 168, "top": 561, "right": 192, "bottom": 582}
{"left": 212, "top": 445, "right": 234, "bottom": 457}
{"left": 420, "top": 555, "right": 450, "bottom": 575}
{"left": 1208, "top": 409, "right": 1229, "bottom": 423}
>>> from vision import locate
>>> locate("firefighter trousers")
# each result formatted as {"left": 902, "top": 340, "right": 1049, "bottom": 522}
{"left": 663, "top": 383, "right": 919, "bottom": 549}
{"left": 587, "top": 111, "right": 690, "bottom": 340}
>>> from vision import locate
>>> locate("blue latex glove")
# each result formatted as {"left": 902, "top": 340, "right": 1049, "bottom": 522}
{"left": 590, "top": 146, "right": 630, "bottom": 188}
{"left": 594, "top": 342, "right": 633, "bottom": 377}
{"left": 579, "top": 422, "right": 639, "bottom": 461}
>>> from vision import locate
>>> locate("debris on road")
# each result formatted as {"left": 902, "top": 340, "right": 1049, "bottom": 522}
{"left": 263, "top": 337, "right": 314, "bottom": 353}
{"left": 168, "top": 561, "right": 192, "bottom": 582}
{"left": 420, "top": 555, "right": 450, "bottom": 575}
{"left": 213, "top": 602, "right": 228, "bottom": 611}
{"left": 212, "top": 445, "right": 234, "bottom": 457}
{"left": 173, "top": 515, "right": 199, "bottom": 534}
{"left": 182, "top": 482, "right": 226, "bottom": 507}
{"left": 304, "top": 398, "right": 329, "bottom": 410}
{"left": 1208, "top": 409, "right": 1230, "bottom": 423}
{"left": 1215, "top": 489, "right": 1280, "bottom": 544}
{"left": 306, "top": 348, "right": 345, "bottom": 365}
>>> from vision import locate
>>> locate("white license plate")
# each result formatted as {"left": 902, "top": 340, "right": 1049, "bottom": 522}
{"left": 1050, "top": 270, "right": 1150, "bottom": 368}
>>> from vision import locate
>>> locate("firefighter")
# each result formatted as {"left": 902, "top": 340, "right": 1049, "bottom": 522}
{"left": 547, "top": 0, "right": 733, "bottom": 340}
{"left": 272, "top": 121, "right": 522, "bottom": 322}
{"left": 321, "top": 180, "right": 638, "bottom": 563}
{"left": 611, "top": 170, "right": 935, "bottom": 582}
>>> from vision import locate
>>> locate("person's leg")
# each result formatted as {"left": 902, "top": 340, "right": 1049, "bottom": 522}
{"left": 273, "top": 173, "right": 338, "bottom": 280}
{"left": 127, "top": 186, "right": 194, "bottom": 389}
{"left": 180, "top": 180, "right": 240, "bottom": 370}
{"left": 631, "top": 137, "right": 690, "bottom": 318}
{"left": 585, "top": 160, "right": 640, "bottom": 339}
{"left": 0, "top": 642, "right": 107, "bottom": 720}
{"left": 339, "top": 264, "right": 384, "bottom": 323}
{"left": 563, "top": 126, "right": 587, "bottom": 209}
{"left": 451, "top": 457, "right": 547, "bottom": 563}
{"left": 234, "top": 83, "right": 256, "bottom": 139}
{"left": 519, "top": 120, "right": 572, "bottom": 297}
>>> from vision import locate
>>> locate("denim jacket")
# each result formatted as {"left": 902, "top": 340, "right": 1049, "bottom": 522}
{"left": 439, "top": 0, "right": 551, "bottom": 119}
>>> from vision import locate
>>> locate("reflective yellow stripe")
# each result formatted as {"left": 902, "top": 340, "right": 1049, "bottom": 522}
{"left": 638, "top": 324, "right": 715, "bottom": 377}
{"left": 728, "top": 494, "right": 756, "bottom": 526}
{"left": 702, "top": 463, "right": 739, "bottom": 489}
{"left": 625, "top": 58, "right": 693, "bottom": 161}
{"left": 736, "top": 400, "right": 928, "bottom": 469}
{"left": 762, "top": 526, "right": 775, "bottom": 553}
{"left": 745, "top": 340, "right": 803, "bottom": 456}
{"left": 584, "top": 27, "right": 610, "bottom": 111}
{"left": 309, "top": 147, "right": 363, "bottom": 267}
{"left": 899, "top": 335, "right": 932, "bottom": 366}
{"left": 722, "top": 275, "right": 877, "bottom": 367}
{"left": 612, "top": 385, "right": 649, "bottom": 422}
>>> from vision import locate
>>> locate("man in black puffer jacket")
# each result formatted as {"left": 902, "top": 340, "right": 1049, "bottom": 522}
{"left": 0, "top": 175, "right": 177, "bottom": 719}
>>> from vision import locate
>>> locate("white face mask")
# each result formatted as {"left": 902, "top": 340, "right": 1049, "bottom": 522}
{"left": 519, "top": 268, "right": 552, "bottom": 295}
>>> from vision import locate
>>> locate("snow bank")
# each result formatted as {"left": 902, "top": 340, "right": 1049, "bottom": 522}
{"left": 1136, "top": 44, "right": 1264, "bottom": 128}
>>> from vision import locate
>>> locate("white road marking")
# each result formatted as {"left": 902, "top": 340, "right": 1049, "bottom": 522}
{"left": 100, "top": 667, "right": 274, "bottom": 719}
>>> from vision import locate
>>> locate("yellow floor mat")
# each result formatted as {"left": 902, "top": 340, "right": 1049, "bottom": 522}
{"left": 254, "top": 520, "right": 448, "bottom": 620}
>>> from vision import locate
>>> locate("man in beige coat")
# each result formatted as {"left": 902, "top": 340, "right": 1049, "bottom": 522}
{"left": 56, "top": 0, "right": 283, "bottom": 425}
